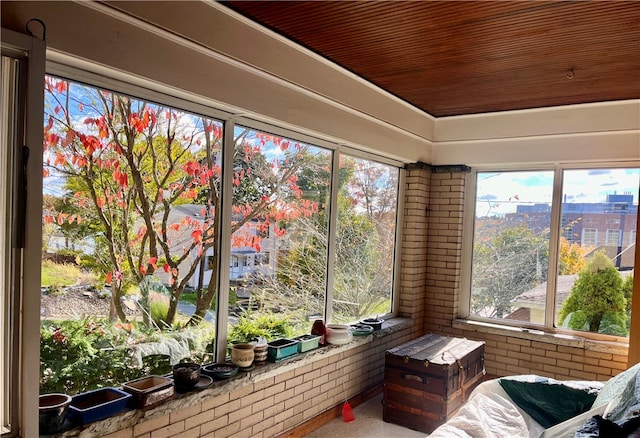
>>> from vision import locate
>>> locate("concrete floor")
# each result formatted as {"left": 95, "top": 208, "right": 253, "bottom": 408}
{"left": 305, "top": 393, "right": 426, "bottom": 438}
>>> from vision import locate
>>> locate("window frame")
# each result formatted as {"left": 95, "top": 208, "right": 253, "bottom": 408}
{"left": 460, "top": 163, "right": 640, "bottom": 340}
{"left": 41, "top": 63, "right": 405, "bottom": 364}
{"left": 1, "top": 28, "right": 45, "bottom": 438}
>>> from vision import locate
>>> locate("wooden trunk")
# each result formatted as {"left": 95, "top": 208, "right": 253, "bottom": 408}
{"left": 382, "top": 334, "right": 485, "bottom": 434}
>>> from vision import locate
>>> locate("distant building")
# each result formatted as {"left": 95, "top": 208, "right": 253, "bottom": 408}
{"left": 505, "top": 193, "right": 637, "bottom": 269}
{"left": 153, "top": 204, "right": 286, "bottom": 289}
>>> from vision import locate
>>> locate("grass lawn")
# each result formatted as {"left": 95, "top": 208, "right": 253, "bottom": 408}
{"left": 41, "top": 260, "right": 86, "bottom": 287}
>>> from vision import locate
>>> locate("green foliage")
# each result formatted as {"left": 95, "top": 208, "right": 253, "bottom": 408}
{"left": 622, "top": 274, "right": 634, "bottom": 314}
{"left": 559, "top": 251, "right": 627, "bottom": 335}
{"left": 40, "top": 317, "right": 215, "bottom": 395}
{"left": 40, "top": 318, "right": 145, "bottom": 395}
{"left": 227, "top": 311, "right": 293, "bottom": 344}
{"left": 180, "top": 288, "right": 238, "bottom": 308}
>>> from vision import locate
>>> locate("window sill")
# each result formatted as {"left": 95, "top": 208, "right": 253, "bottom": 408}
{"left": 452, "top": 319, "right": 629, "bottom": 353}
{"left": 56, "top": 317, "right": 412, "bottom": 436}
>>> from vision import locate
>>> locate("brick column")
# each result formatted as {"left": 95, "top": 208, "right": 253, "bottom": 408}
{"left": 398, "top": 163, "right": 431, "bottom": 335}
{"left": 423, "top": 166, "right": 470, "bottom": 335}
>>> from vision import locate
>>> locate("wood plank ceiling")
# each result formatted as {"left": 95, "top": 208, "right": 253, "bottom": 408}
{"left": 223, "top": 1, "right": 640, "bottom": 117}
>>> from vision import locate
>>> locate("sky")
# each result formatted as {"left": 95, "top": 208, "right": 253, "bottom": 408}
{"left": 476, "top": 168, "right": 640, "bottom": 217}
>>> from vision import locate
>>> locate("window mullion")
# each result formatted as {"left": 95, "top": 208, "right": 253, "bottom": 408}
{"left": 214, "top": 119, "right": 235, "bottom": 362}
{"left": 545, "top": 168, "right": 564, "bottom": 330}
{"left": 324, "top": 150, "right": 341, "bottom": 323}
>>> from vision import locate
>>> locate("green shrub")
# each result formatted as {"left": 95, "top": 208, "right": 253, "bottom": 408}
{"left": 40, "top": 318, "right": 144, "bottom": 395}
{"left": 227, "top": 311, "right": 293, "bottom": 344}
{"left": 40, "top": 317, "right": 216, "bottom": 395}
{"left": 559, "top": 251, "right": 627, "bottom": 335}
{"left": 149, "top": 292, "right": 171, "bottom": 329}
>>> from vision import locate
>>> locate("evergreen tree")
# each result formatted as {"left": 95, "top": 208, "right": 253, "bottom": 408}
{"left": 559, "top": 251, "right": 627, "bottom": 335}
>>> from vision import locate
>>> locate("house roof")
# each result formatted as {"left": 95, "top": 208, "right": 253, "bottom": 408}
{"left": 223, "top": 1, "right": 640, "bottom": 117}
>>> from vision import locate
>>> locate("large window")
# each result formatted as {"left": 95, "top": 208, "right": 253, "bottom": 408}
{"left": 40, "top": 75, "right": 401, "bottom": 395}
{"left": 228, "top": 125, "right": 331, "bottom": 333}
{"left": 332, "top": 155, "right": 399, "bottom": 323}
{"left": 467, "top": 167, "right": 639, "bottom": 337}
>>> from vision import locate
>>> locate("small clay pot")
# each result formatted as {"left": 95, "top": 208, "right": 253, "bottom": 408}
{"left": 172, "top": 362, "right": 201, "bottom": 388}
{"left": 231, "top": 343, "right": 255, "bottom": 368}
{"left": 253, "top": 345, "right": 268, "bottom": 363}
{"left": 39, "top": 393, "right": 72, "bottom": 434}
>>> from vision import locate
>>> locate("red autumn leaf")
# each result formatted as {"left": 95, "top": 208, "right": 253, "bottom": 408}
{"left": 149, "top": 257, "right": 157, "bottom": 269}
{"left": 55, "top": 80, "right": 67, "bottom": 93}
{"left": 105, "top": 271, "right": 112, "bottom": 284}
{"left": 140, "top": 265, "right": 147, "bottom": 275}
{"left": 191, "top": 229, "right": 203, "bottom": 243}
{"left": 163, "top": 264, "right": 170, "bottom": 273}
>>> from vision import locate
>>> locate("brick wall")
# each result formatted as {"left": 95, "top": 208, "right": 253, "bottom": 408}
{"left": 66, "top": 325, "right": 415, "bottom": 438}
{"left": 422, "top": 167, "right": 629, "bottom": 382}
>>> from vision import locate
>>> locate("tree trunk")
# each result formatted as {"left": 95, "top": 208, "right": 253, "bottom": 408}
{"left": 110, "top": 284, "right": 127, "bottom": 322}
{"left": 188, "top": 266, "right": 218, "bottom": 326}
{"left": 166, "top": 297, "right": 178, "bottom": 326}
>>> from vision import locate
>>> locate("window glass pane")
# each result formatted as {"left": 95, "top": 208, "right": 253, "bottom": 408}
{"left": 556, "top": 168, "right": 639, "bottom": 337}
{"left": 470, "top": 171, "right": 553, "bottom": 323}
{"left": 41, "top": 76, "right": 221, "bottom": 395}
{"left": 228, "top": 126, "right": 331, "bottom": 341}
{"left": 332, "top": 156, "right": 398, "bottom": 323}
{"left": 0, "top": 54, "right": 20, "bottom": 436}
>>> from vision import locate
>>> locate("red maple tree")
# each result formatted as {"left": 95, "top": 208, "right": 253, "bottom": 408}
{"left": 43, "top": 76, "right": 318, "bottom": 326}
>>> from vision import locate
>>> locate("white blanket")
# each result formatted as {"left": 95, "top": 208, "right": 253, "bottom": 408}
{"left": 428, "top": 380, "right": 544, "bottom": 438}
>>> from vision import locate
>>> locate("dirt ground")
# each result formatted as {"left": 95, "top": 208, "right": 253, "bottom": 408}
{"left": 40, "top": 287, "right": 140, "bottom": 319}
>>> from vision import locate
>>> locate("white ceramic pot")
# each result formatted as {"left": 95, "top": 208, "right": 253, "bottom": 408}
{"left": 325, "top": 324, "right": 353, "bottom": 345}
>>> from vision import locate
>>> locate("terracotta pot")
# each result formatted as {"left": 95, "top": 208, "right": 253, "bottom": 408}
{"left": 231, "top": 343, "right": 255, "bottom": 368}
